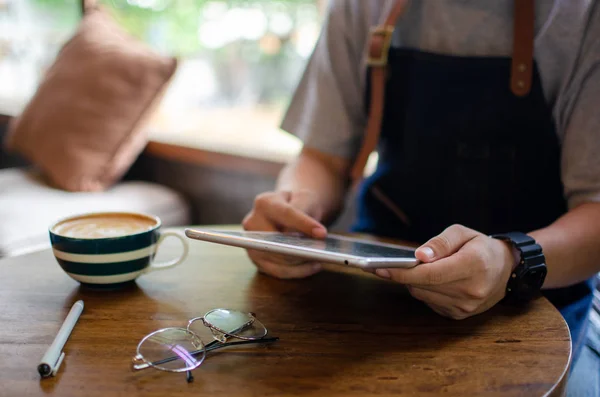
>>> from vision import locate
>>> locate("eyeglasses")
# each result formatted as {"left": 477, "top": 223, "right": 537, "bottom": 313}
{"left": 131, "top": 308, "right": 278, "bottom": 382}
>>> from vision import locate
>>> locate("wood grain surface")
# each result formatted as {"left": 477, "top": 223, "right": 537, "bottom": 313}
{"left": 0, "top": 227, "right": 571, "bottom": 397}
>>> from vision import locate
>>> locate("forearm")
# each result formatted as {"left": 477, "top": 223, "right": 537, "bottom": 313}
{"left": 529, "top": 202, "right": 600, "bottom": 289}
{"left": 276, "top": 147, "right": 350, "bottom": 225}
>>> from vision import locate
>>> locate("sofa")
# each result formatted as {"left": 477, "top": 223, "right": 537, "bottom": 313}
{"left": 0, "top": 124, "right": 192, "bottom": 258}
{"left": 0, "top": 2, "right": 198, "bottom": 258}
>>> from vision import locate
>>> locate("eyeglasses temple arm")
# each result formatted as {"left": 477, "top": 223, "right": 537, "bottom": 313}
{"left": 204, "top": 337, "right": 279, "bottom": 353}
{"left": 131, "top": 337, "right": 280, "bottom": 371}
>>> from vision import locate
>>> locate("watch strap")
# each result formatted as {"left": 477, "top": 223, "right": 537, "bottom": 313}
{"left": 491, "top": 231, "right": 534, "bottom": 246}
{"left": 490, "top": 232, "right": 547, "bottom": 304}
{"left": 490, "top": 232, "right": 545, "bottom": 266}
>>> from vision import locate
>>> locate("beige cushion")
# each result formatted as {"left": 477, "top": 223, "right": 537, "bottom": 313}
{"left": 4, "top": 6, "right": 177, "bottom": 192}
{"left": 0, "top": 168, "right": 191, "bottom": 257}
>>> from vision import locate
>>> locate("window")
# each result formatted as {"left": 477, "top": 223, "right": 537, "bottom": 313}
{"left": 0, "top": 0, "right": 325, "bottom": 162}
{"left": 0, "top": 0, "right": 80, "bottom": 114}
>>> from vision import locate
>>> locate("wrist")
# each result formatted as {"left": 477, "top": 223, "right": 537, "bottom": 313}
{"left": 508, "top": 242, "right": 521, "bottom": 271}
{"left": 496, "top": 239, "right": 520, "bottom": 272}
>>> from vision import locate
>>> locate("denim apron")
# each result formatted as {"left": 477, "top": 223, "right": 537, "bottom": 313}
{"left": 351, "top": 8, "right": 593, "bottom": 364}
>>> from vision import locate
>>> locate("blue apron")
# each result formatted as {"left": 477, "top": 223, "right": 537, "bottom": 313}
{"left": 351, "top": 46, "right": 593, "bottom": 363}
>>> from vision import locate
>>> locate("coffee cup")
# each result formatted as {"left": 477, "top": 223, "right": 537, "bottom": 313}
{"left": 49, "top": 211, "right": 188, "bottom": 287}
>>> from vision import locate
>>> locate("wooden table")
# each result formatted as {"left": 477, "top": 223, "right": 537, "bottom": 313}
{"left": 0, "top": 227, "right": 571, "bottom": 397}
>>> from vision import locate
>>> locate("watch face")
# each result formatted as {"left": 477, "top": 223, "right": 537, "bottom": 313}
{"left": 518, "top": 264, "right": 547, "bottom": 296}
{"left": 497, "top": 235, "right": 548, "bottom": 304}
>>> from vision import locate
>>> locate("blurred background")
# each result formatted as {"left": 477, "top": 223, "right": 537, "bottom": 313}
{"left": 0, "top": 0, "right": 359, "bottom": 243}
{"left": 0, "top": 0, "right": 325, "bottom": 160}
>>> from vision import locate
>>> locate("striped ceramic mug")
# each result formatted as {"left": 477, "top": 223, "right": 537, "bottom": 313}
{"left": 49, "top": 212, "right": 188, "bottom": 287}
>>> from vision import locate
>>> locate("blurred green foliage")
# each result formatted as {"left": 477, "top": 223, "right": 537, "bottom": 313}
{"left": 26, "top": 0, "right": 320, "bottom": 106}
{"left": 30, "top": 0, "right": 318, "bottom": 56}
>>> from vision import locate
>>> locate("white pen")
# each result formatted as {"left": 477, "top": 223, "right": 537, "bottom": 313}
{"left": 38, "top": 300, "right": 84, "bottom": 378}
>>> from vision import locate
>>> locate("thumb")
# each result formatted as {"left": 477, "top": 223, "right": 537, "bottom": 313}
{"left": 288, "top": 190, "right": 327, "bottom": 237}
{"left": 416, "top": 224, "right": 477, "bottom": 263}
{"left": 288, "top": 191, "right": 323, "bottom": 220}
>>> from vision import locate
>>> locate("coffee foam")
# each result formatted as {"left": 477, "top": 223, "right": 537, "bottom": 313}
{"left": 52, "top": 213, "right": 157, "bottom": 239}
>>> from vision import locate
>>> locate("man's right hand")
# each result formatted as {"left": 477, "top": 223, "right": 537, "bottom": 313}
{"left": 242, "top": 189, "right": 327, "bottom": 279}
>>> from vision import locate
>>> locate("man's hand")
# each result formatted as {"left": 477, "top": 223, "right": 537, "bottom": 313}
{"left": 373, "top": 224, "right": 518, "bottom": 319}
{"left": 242, "top": 189, "right": 327, "bottom": 279}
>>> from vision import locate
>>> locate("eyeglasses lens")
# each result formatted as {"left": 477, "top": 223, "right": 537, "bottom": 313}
{"left": 138, "top": 328, "right": 205, "bottom": 371}
{"left": 189, "top": 309, "right": 268, "bottom": 340}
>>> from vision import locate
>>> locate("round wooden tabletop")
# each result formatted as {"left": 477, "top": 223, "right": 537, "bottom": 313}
{"left": 0, "top": 226, "right": 571, "bottom": 397}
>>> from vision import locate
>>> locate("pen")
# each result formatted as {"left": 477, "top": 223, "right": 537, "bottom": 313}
{"left": 38, "top": 300, "right": 84, "bottom": 378}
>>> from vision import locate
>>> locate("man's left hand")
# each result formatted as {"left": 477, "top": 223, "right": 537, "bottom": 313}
{"left": 374, "top": 224, "right": 517, "bottom": 320}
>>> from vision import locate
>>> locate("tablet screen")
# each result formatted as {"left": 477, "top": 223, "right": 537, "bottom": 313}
{"left": 211, "top": 231, "right": 415, "bottom": 259}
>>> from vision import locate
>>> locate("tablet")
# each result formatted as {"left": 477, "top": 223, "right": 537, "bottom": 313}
{"left": 184, "top": 228, "right": 420, "bottom": 269}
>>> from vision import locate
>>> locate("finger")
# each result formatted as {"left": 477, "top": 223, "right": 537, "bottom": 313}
{"left": 242, "top": 212, "right": 278, "bottom": 232}
{"left": 253, "top": 258, "right": 322, "bottom": 279}
{"left": 244, "top": 216, "right": 311, "bottom": 267}
{"left": 248, "top": 248, "right": 309, "bottom": 267}
{"left": 416, "top": 224, "right": 478, "bottom": 262}
{"left": 408, "top": 287, "right": 469, "bottom": 320}
{"left": 285, "top": 193, "right": 327, "bottom": 238}
{"left": 289, "top": 191, "right": 324, "bottom": 221}
{"left": 262, "top": 197, "right": 326, "bottom": 237}
{"left": 279, "top": 190, "right": 292, "bottom": 202}
{"left": 427, "top": 303, "right": 454, "bottom": 318}
{"left": 412, "top": 267, "right": 499, "bottom": 303}
{"left": 375, "top": 249, "right": 475, "bottom": 286}
{"left": 411, "top": 286, "right": 489, "bottom": 319}
{"left": 408, "top": 286, "right": 454, "bottom": 307}
{"left": 288, "top": 192, "right": 327, "bottom": 238}
{"left": 407, "top": 285, "right": 451, "bottom": 316}
{"left": 406, "top": 281, "right": 466, "bottom": 299}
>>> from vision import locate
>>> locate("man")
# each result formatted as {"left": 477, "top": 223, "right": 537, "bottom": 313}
{"left": 243, "top": 0, "right": 600, "bottom": 374}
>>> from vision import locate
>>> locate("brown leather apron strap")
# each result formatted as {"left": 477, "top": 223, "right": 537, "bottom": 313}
{"left": 511, "top": 0, "right": 535, "bottom": 96}
{"left": 350, "top": 0, "right": 409, "bottom": 182}
{"left": 350, "top": 0, "right": 535, "bottom": 183}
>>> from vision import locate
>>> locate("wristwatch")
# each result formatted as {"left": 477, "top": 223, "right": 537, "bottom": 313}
{"left": 490, "top": 232, "right": 547, "bottom": 305}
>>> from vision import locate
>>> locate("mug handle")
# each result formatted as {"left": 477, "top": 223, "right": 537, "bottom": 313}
{"left": 146, "top": 231, "right": 189, "bottom": 272}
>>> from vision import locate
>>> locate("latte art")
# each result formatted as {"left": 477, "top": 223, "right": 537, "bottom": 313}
{"left": 52, "top": 214, "right": 157, "bottom": 239}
